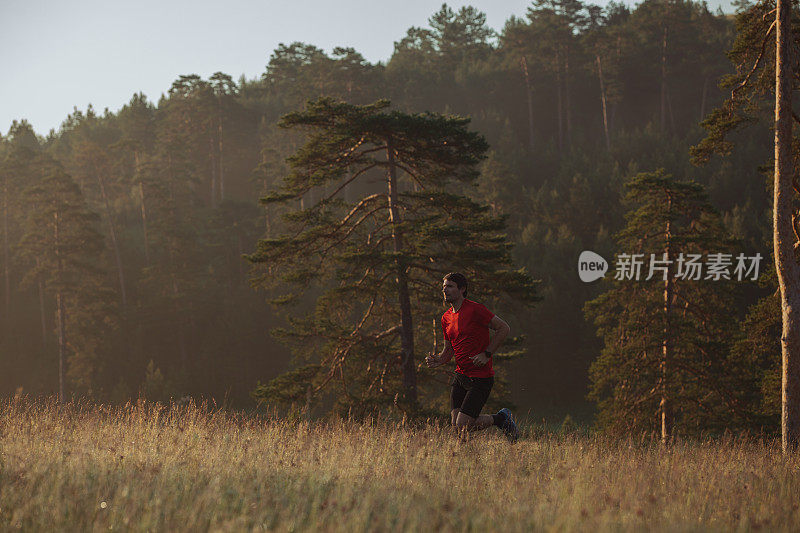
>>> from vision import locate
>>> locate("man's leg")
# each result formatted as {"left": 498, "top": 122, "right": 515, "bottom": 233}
{"left": 454, "top": 377, "right": 494, "bottom": 433}
{"left": 450, "top": 378, "right": 467, "bottom": 428}
{"left": 455, "top": 411, "right": 494, "bottom": 431}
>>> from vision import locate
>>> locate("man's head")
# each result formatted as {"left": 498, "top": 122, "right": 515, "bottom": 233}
{"left": 442, "top": 272, "right": 468, "bottom": 304}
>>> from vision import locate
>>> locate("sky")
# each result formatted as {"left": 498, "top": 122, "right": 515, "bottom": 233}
{"left": 3, "top": 0, "right": 735, "bottom": 136}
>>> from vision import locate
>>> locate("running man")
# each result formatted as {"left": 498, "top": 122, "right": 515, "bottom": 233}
{"left": 425, "top": 272, "right": 520, "bottom": 441}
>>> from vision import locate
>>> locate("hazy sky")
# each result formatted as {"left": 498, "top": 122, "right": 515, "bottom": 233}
{"left": 3, "top": 0, "right": 735, "bottom": 136}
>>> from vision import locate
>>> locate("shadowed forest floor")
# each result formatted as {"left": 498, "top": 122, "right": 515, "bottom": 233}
{"left": 0, "top": 399, "right": 797, "bottom": 531}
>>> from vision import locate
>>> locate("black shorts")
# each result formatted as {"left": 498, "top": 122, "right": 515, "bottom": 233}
{"left": 451, "top": 372, "right": 494, "bottom": 418}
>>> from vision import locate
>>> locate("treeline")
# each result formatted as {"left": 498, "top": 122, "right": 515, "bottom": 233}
{"left": 0, "top": 1, "right": 777, "bottom": 427}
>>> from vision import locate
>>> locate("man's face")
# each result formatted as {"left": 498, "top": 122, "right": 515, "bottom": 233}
{"left": 442, "top": 279, "right": 464, "bottom": 303}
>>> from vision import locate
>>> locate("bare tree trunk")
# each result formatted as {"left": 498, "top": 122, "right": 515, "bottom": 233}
{"left": 166, "top": 154, "right": 189, "bottom": 377}
{"left": 56, "top": 290, "right": 66, "bottom": 404}
{"left": 386, "top": 140, "right": 417, "bottom": 406}
{"left": 667, "top": 88, "right": 676, "bottom": 133}
{"left": 597, "top": 55, "right": 611, "bottom": 153}
{"left": 218, "top": 100, "right": 225, "bottom": 203}
{"left": 556, "top": 48, "right": 564, "bottom": 152}
{"left": 775, "top": 0, "right": 800, "bottom": 453}
{"left": 139, "top": 181, "right": 150, "bottom": 266}
{"left": 610, "top": 34, "right": 622, "bottom": 133}
{"left": 661, "top": 199, "right": 673, "bottom": 443}
{"left": 660, "top": 26, "right": 668, "bottom": 134}
{"left": 94, "top": 165, "right": 127, "bottom": 311}
{"left": 700, "top": 75, "right": 710, "bottom": 122}
{"left": 565, "top": 49, "right": 572, "bottom": 147}
{"left": 134, "top": 151, "right": 150, "bottom": 266}
{"left": 209, "top": 136, "right": 217, "bottom": 209}
{"left": 520, "top": 56, "right": 535, "bottom": 151}
{"left": 2, "top": 175, "right": 9, "bottom": 330}
{"left": 54, "top": 210, "right": 65, "bottom": 403}
{"left": 37, "top": 264, "right": 46, "bottom": 350}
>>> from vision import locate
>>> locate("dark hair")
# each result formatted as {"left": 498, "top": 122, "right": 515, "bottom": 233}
{"left": 443, "top": 272, "right": 468, "bottom": 298}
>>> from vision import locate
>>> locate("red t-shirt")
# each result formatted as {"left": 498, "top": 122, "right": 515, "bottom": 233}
{"left": 441, "top": 299, "right": 495, "bottom": 378}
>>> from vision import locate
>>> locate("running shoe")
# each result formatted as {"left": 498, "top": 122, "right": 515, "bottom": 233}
{"left": 498, "top": 407, "right": 520, "bottom": 442}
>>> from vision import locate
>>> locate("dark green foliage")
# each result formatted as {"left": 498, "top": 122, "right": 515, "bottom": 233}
{"left": 16, "top": 152, "right": 115, "bottom": 395}
{"left": 0, "top": 1, "right": 778, "bottom": 430}
{"left": 585, "top": 171, "right": 760, "bottom": 435}
{"left": 248, "top": 98, "right": 538, "bottom": 414}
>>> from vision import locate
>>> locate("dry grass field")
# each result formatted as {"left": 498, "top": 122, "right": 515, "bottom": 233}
{"left": 1, "top": 398, "right": 799, "bottom": 532}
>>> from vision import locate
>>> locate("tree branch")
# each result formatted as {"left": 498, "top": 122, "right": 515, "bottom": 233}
{"left": 731, "top": 20, "right": 776, "bottom": 100}
{"left": 394, "top": 163, "right": 426, "bottom": 190}
{"left": 321, "top": 163, "right": 379, "bottom": 203}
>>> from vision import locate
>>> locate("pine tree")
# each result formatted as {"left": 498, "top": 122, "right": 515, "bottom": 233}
{"left": 585, "top": 170, "right": 755, "bottom": 439}
{"left": 17, "top": 154, "right": 113, "bottom": 401}
{"left": 248, "top": 97, "right": 538, "bottom": 415}
{"left": 690, "top": 0, "right": 800, "bottom": 451}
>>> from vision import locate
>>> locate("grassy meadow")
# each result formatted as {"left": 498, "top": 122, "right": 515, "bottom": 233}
{"left": 0, "top": 398, "right": 799, "bottom": 531}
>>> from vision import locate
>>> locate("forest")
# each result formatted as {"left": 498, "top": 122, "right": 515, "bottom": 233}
{"left": 0, "top": 0, "right": 784, "bottom": 435}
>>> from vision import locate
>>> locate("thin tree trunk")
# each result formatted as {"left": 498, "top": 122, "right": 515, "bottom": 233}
{"left": 94, "top": 165, "right": 127, "bottom": 311}
{"left": 210, "top": 136, "right": 217, "bottom": 209}
{"left": 661, "top": 198, "right": 673, "bottom": 443}
{"left": 218, "top": 99, "right": 225, "bottom": 203}
{"left": 56, "top": 290, "right": 66, "bottom": 403}
{"left": 37, "top": 266, "right": 46, "bottom": 350}
{"left": 597, "top": 55, "right": 611, "bottom": 153}
{"left": 166, "top": 154, "right": 188, "bottom": 377}
{"left": 660, "top": 26, "right": 668, "bottom": 134}
{"left": 667, "top": 87, "right": 676, "bottom": 133}
{"left": 775, "top": 0, "right": 800, "bottom": 453}
{"left": 139, "top": 181, "right": 150, "bottom": 266}
{"left": 134, "top": 151, "right": 150, "bottom": 266}
{"left": 386, "top": 140, "right": 417, "bottom": 406}
{"left": 556, "top": 48, "right": 564, "bottom": 152}
{"left": 565, "top": 48, "right": 572, "bottom": 147}
{"left": 3, "top": 175, "right": 9, "bottom": 330}
{"left": 520, "top": 56, "right": 535, "bottom": 151}
{"left": 54, "top": 210, "right": 65, "bottom": 403}
{"left": 700, "top": 75, "right": 710, "bottom": 122}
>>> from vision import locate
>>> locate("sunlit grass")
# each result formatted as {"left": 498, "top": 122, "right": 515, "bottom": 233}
{"left": 0, "top": 398, "right": 798, "bottom": 531}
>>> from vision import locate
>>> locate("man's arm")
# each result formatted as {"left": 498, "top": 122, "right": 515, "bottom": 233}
{"left": 426, "top": 340, "right": 454, "bottom": 367}
{"left": 485, "top": 315, "right": 510, "bottom": 354}
{"left": 470, "top": 315, "right": 510, "bottom": 366}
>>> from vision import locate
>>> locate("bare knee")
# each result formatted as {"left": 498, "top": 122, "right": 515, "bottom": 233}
{"left": 451, "top": 409, "right": 460, "bottom": 427}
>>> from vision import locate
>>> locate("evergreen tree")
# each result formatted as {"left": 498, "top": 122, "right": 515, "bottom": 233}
{"left": 585, "top": 170, "right": 755, "bottom": 438}
{"left": 17, "top": 154, "right": 113, "bottom": 401}
{"left": 248, "top": 97, "right": 538, "bottom": 414}
{"left": 691, "top": 0, "right": 800, "bottom": 450}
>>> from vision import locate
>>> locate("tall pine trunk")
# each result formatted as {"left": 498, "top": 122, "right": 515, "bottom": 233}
{"left": 565, "top": 48, "right": 572, "bottom": 147}
{"left": 210, "top": 136, "right": 218, "bottom": 209}
{"left": 134, "top": 151, "right": 150, "bottom": 266}
{"left": 520, "top": 56, "right": 535, "bottom": 151}
{"left": 2, "top": 174, "right": 9, "bottom": 330}
{"left": 597, "top": 55, "right": 611, "bottom": 153}
{"left": 660, "top": 26, "right": 668, "bottom": 134}
{"left": 386, "top": 141, "right": 417, "bottom": 406}
{"left": 54, "top": 210, "right": 66, "bottom": 403}
{"left": 700, "top": 75, "right": 709, "bottom": 122}
{"left": 218, "top": 99, "right": 225, "bottom": 203}
{"left": 661, "top": 200, "right": 673, "bottom": 443}
{"left": 37, "top": 262, "right": 47, "bottom": 350}
{"left": 556, "top": 48, "right": 564, "bottom": 152}
{"left": 94, "top": 165, "right": 127, "bottom": 311}
{"left": 775, "top": 0, "right": 800, "bottom": 453}
{"left": 56, "top": 290, "right": 66, "bottom": 403}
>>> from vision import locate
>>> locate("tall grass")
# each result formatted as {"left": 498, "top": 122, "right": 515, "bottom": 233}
{"left": 1, "top": 398, "right": 798, "bottom": 531}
